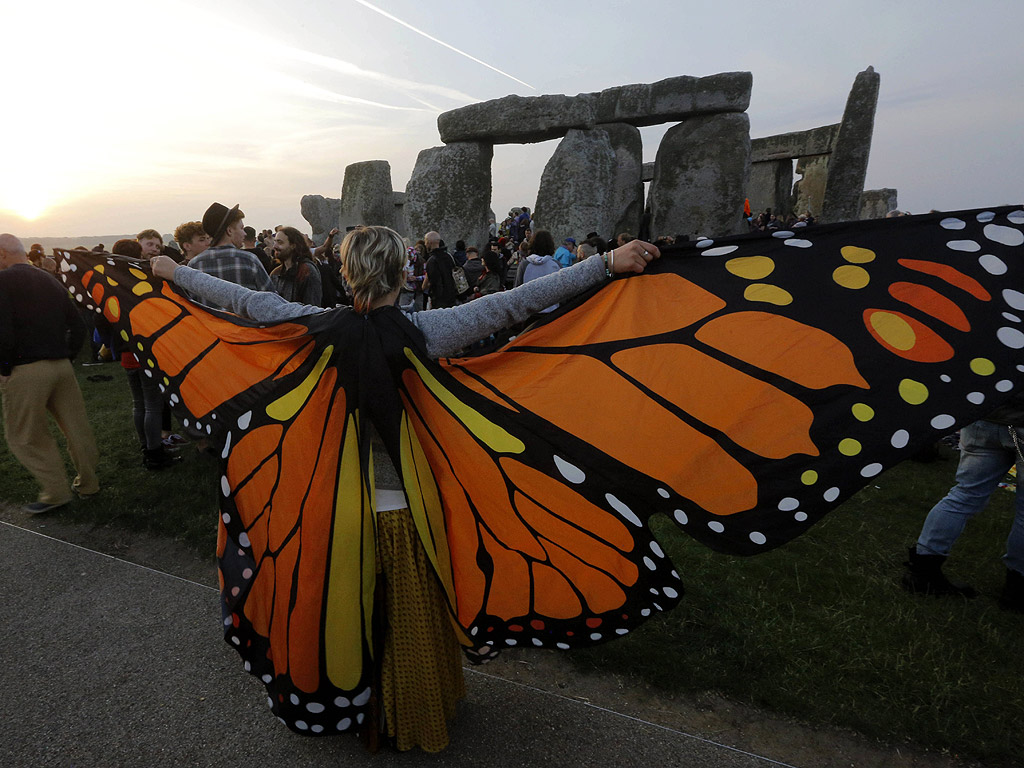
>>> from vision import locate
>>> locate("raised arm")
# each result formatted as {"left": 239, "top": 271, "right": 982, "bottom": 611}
{"left": 150, "top": 256, "right": 321, "bottom": 323}
{"left": 411, "top": 240, "right": 659, "bottom": 358}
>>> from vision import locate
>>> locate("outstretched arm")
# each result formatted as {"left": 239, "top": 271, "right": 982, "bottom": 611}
{"left": 151, "top": 256, "right": 321, "bottom": 323}
{"left": 411, "top": 240, "right": 659, "bottom": 358}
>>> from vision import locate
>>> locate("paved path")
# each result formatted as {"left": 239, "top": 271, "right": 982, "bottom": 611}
{"left": 0, "top": 521, "right": 795, "bottom": 768}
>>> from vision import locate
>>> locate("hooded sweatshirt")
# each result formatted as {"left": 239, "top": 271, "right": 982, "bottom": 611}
{"left": 515, "top": 254, "right": 561, "bottom": 312}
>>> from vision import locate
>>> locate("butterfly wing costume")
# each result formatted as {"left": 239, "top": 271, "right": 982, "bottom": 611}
{"left": 56, "top": 206, "right": 1024, "bottom": 734}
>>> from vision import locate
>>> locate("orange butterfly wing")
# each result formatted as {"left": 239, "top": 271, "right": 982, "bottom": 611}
{"left": 58, "top": 251, "right": 378, "bottom": 733}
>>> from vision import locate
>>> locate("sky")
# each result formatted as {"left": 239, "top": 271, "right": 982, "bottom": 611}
{"left": 2, "top": 0, "right": 1022, "bottom": 238}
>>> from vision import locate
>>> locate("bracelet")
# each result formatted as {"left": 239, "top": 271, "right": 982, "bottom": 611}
{"left": 609, "top": 248, "right": 615, "bottom": 277}
{"left": 603, "top": 252, "right": 612, "bottom": 279}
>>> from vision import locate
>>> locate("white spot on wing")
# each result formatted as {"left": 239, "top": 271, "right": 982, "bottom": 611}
{"left": 553, "top": 455, "right": 585, "bottom": 484}
{"left": 947, "top": 240, "right": 981, "bottom": 252}
{"left": 605, "top": 494, "right": 642, "bottom": 526}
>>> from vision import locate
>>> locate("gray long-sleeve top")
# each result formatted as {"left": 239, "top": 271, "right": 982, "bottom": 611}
{"left": 172, "top": 254, "right": 608, "bottom": 358}
{"left": 171, "top": 255, "right": 610, "bottom": 492}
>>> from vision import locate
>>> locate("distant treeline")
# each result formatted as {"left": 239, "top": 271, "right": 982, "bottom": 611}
{"left": 19, "top": 234, "right": 175, "bottom": 252}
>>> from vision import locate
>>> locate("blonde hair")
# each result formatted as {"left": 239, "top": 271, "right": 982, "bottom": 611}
{"left": 340, "top": 226, "right": 406, "bottom": 312}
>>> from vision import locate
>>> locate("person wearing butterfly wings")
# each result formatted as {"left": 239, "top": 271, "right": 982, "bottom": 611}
{"left": 150, "top": 229, "right": 658, "bottom": 752}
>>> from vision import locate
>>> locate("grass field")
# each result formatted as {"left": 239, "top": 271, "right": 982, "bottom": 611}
{"left": 2, "top": 360, "right": 1021, "bottom": 763}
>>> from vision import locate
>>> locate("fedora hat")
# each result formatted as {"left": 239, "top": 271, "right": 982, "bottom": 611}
{"left": 202, "top": 202, "right": 240, "bottom": 243}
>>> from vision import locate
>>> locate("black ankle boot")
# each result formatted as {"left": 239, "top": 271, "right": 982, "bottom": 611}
{"left": 999, "top": 569, "right": 1024, "bottom": 613}
{"left": 902, "top": 547, "right": 977, "bottom": 597}
{"left": 143, "top": 446, "right": 181, "bottom": 470}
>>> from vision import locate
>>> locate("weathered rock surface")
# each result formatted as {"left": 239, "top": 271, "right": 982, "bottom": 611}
{"left": 750, "top": 124, "right": 840, "bottom": 163}
{"left": 641, "top": 162, "right": 655, "bottom": 182}
{"left": 300, "top": 195, "right": 341, "bottom": 244}
{"left": 391, "top": 192, "right": 409, "bottom": 238}
{"left": 792, "top": 155, "right": 830, "bottom": 218}
{"left": 404, "top": 142, "right": 493, "bottom": 249}
{"left": 439, "top": 94, "right": 597, "bottom": 145}
{"left": 859, "top": 188, "right": 899, "bottom": 219}
{"left": 437, "top": 73, "right": 752, "bottom": 145}
{"left": 602, "top": 123, "right": 645, "bottom": 237}
{"left": 534, "top": 129, "right": 616, "bottom": 242}
{"left": 821, "top": 66, "right": 880, "bottom": 223}
{"left": 747, "top": 160, "right": 794, "bottom": 218}
{"left": 339, "top": 161, "right": 398, "bottom": 231}
{"left": 594, "top": 72, "right": 752, "bottom": 127}
{"left": 648, "top": 113, "right": 751, "bottom": 239}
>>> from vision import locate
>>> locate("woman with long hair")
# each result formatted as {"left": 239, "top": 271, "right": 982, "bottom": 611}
{"left": 150, "top": 227, "right": 659, "bottom": 751}
{"left": 270, "top": 226, "right": 322, "bottom": 306}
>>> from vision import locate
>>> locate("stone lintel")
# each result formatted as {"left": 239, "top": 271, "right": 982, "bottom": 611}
{"left": 437, "top": 72, "right": 752, "bottom": 145}
{"left": 750, "top": 124, "right": 841, "bottom": 163}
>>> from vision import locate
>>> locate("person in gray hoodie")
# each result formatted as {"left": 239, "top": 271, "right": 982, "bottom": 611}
{"left": 514, "top": 230, "right": 561, "bottom": 312}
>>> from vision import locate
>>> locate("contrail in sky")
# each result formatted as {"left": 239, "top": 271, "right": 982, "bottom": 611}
{"left": 352, "top": 0, "right": 535, "bottom": 90}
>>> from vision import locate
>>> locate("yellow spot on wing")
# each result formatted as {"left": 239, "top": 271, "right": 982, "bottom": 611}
{"left": 325, "top": 412, "right": 376, "bottom": 688}
{"left": 132, "top": 282, "right": 153, "bottom": 296}
{"left": 970, "top": 358, "right": 995, "bottom": 376}
{"left": 404, "top": 347, "right": 524, "bottom": 454}
{"left": 743, "top": 283, "right": 793, "bottom": 305}
{"left": 400, "top": 412, "right": 455, "bottom": 598}
{"left": 899, "top": 379, "right": 929, "bottom": 405}
{"left": 833, "top": 265, "right": 870, "bottom": 289}
{"left": 841, "top": 246, "right": 876, "bottom": 263}
{"left": 129, "top": 268, "right": 148, "bottom": 280}
{"left": 726, "top": 255, "right": 775, "bottom": 280}
{"left": 266, "top": 346, "right": 334, "bottom": 421}
{"left": 869, "top": 312, "right": 916, "bottom": 350}
{"left": 852, "top": 403, "right": 875, "bottom": 422}
{"left": 839, "top": 438, "right": 862, "bottom": 456}
{"left": 801, "top": 470, "right": 818, "bottom": 485}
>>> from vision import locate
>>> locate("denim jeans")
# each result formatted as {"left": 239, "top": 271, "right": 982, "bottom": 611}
{"left": 917, "top": 420, "right": 1024, "bottom": 574}
{"left": 125, "top": 367, "right": 164, "bottom": 450}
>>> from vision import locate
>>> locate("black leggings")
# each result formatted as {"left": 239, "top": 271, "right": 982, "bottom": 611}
{"left": 125, "top": 368, "right": 164, "bottom": 450}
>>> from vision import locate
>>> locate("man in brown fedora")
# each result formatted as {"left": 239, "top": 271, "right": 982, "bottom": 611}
{"left": 186, "top": 202, "right": 273, "bottom": 310}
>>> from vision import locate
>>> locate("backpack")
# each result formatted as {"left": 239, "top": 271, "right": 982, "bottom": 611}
{"left": 452, "top": 263, "right": 470, "bottom": 296}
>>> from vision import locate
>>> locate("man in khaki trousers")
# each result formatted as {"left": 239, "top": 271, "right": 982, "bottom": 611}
{"left": 0, "top": 234, "right": 99, "bottom": 513}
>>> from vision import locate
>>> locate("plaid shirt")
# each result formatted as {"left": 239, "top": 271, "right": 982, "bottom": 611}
{"left": 187, "top": 245, "right": 274, "bottom": 310}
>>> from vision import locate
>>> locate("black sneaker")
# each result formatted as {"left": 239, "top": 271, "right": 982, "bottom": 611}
{"left": 143, "top": 447, "right": 183, "bottom": 470}
{"left": 24, "top": 500, "right": 69, "bottom": 515}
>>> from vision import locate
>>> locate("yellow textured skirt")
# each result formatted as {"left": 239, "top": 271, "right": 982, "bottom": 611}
{"left": 377, "top": 506, "right": 466, "bottom": 752}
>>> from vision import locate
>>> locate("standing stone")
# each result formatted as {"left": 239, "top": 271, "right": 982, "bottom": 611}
{"left": 339, "top": 161, "right": 398, "bottom": 231}
{"left": 648, "top": 113, "right": 751, "bottom": 239}
{"left": 747, "top": 160, "right": 794, "bottom": 219}
{"left": 791, "top": 155, "right": 830, "bottom": 218}
{"left": 391, "top": 192, "right": 409, "bottom": 238}
{"left": 534, "top": 129, "right": 617, "bottom": 242}
{"left": 601, "top": 123, "right": 645, "bottom": 238}
{"left": 821, "top": 66, "right": 881, "bottom": 223}
{"left": 300, "top": 195, "right": 341, "bottom": 245}
{"left": 858, "top": 188, "right": 899, "bottom": 219}
{"left": 404, "top": 142, "right": 492, "bottom": 248}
